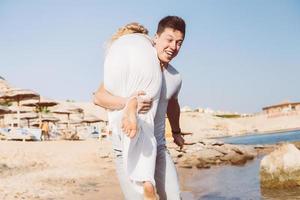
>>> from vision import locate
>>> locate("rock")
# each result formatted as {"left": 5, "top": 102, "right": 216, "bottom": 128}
{"left": 198, "top": 157, "right": 217, "bottom": 165}
{"left": 179, "top": 164, "right": 193, "bottom": 169}
{"left": 178, "top": 155, "right": 198, "bottom": 169}
{"left": 229, "top": 154, "right": 248, "bottom": 165}
{"left": 196, "top": 161, "right": 211, "bottom": 169}
{"left": 210, "top": 145, "right": 230, "bottom": 155}
{"left": 260, "top": 143, "right": 300, "bottom": 189}
{"left": 198, "top": 139, "right": 224, "bottom": 146}
{"left": 177, "top": 154, "right": 183, "bottom": 158}
{"left": 230, "top": 146, "right": 243, "bottom": 155}
{"left": 196, "top": 148, "right": 224, "bottom": 160}
{"left": 254, "top": 144, "right": 265, "bottom": 149}
{"left": 292, "top": 141, "right": 300, "bottom": 149}
{"left": 219, "top": 150, "right": 238, "bottom": 162}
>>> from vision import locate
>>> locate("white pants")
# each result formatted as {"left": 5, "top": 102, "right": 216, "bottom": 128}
{"left": 113, "top": 145, "right": 181, "bottom": 200}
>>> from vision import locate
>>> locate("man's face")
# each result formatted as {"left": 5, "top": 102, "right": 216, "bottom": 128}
{"left": 154, "top": 28, "right": 184, "bottom": 65}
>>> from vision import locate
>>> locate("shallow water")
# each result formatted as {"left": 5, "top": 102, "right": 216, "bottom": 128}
{"left": 221, "top": 130, "right": 300, "bottom": 145}
{"left": 180, "top": 130, "right": 300, "bottom": 200}
{"left": 180, "top": 157, "right": 300, "bottom": 200}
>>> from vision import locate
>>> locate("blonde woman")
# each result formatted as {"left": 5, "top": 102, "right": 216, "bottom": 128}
{"left": 103, "top": 23, "right": 161, "bottom": 200}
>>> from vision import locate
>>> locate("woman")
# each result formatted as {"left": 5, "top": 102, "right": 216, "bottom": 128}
{"left": 103, "top": 23, "right": 161, "bottom": 200}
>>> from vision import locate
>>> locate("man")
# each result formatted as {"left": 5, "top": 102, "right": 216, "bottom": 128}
{"left": 40, "top": 121, "right": 50, "bottom": 141}
{"left": 94, "top": 16, "right": 186, "bottom": 200}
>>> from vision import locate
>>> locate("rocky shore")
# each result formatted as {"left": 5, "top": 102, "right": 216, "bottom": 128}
{"left": 168, "top": 138, "right": 258, "bottom": 169}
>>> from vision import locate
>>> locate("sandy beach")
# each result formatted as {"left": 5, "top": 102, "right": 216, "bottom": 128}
{"left": 0, "top": 140, "right": 123, "bottom": 200}
{"left": 0, "top": 139, "right": 205, "bottom": 200}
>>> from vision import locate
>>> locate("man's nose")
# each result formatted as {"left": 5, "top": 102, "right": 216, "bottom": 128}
{"left": 170, "top": 41, "right": 176, "bottom": 50}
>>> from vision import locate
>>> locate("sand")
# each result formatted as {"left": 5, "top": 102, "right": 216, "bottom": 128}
{"left": 179, "top": 112, "right": 300, "bottom": 139}
{"left": 0, "top": 140, "right": 122, "bottom": 200}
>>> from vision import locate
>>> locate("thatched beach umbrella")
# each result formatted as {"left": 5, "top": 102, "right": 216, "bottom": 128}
{"left": 41, "top": 115, "right": 60, "bottom": 123}
{"left": 20, "top": 100, "right": 37, "bottom": 107}
{"left": 82, "top": 115, "right": 104, "bottom": 125}
{"left": 59, "top": 118, "right": 83, "bottom": 134}
{"left": 8, "top": 105, "right": 34, "bottom": 113}
{"left": 52, "top": 104, "right": 84, "bottom": 128}
{"left": 36, "top": 98, "right": 58, "bottom": 108}
{"left": 0, "top": 106, "right": 12, "bottom": 115}
{"left": 19, "top": 113, "right": 38, "bottom": 127}
{"left": 59, "top": 119, "right": 83, "bottom": 125}
{"left": 0, "top": 88, "right": 40, "bottom": 126}
{"left": 5, "top": 105, "right": 34, "bottom": 127}
{"left": 21, "top": 97, "right": 58, "bottom": 126}
{"left": 0, "top": 106, "right": 12, "bottom": 127}
{"left": 52, "top": 109, "right": 72, "bottom": 128}
{"left": 31, "top": 115, "right": 60, "bottom": 127}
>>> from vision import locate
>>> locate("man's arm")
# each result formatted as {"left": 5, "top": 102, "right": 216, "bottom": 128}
{"left": 167, "top": 98, "right": 185, "bottom": 148}
{"left": 93, "top": 83, "right": 126, "bottom": 110}
{"left": 93, "top": 83, "right": 153, "bottom": 112}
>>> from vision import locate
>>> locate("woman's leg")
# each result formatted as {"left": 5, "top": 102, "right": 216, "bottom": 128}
{"left": 143, "top": 181, "right": 158, "bottom": 200}
{"left": 122, "top": 98, "right": 158, "bottom": 200}
{"left": 122, "top": 98, "right": 138, "bottom": 138}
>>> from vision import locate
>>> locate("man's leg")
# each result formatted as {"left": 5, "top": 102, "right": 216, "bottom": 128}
{"left": 155, "top": 146, "right": 181, "bottom": 200}
{"left": 113, "top": 149, "right": 143, "bottom": 200}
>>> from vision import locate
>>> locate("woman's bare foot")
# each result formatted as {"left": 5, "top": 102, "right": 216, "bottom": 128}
{"left": 143, "top": 181, "right": 159, "bottom": 200}
{"left": 122, "top": 97, "right": 138, "bottom": 138}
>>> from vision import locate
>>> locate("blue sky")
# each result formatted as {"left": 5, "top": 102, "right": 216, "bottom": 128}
{"left": 1, "top": 0, "right": 299, "bottom": 113}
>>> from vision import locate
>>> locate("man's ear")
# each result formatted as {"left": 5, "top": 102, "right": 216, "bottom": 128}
{"left": 153, "top": 34, "right": 158, "bottom": 45}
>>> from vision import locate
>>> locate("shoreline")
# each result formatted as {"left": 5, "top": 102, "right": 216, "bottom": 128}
{"left": 211, "top": 127, "right": 300, "bottom": 139}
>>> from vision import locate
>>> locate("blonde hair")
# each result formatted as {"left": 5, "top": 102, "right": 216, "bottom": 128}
{"left": 110, "top": 22, "right": 149, "bottom": 43}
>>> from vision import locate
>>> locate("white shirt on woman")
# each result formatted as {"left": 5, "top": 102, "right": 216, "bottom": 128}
{"left": 104, "top": 33, "right": 161, "bottom": 187}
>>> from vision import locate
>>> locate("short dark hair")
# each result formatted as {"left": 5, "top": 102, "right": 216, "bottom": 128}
{"left": 156, "top": 16, "right": 186, "bottom": 38}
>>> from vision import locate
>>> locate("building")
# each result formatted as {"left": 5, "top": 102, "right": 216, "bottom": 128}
{"left": 262, "top": 101, "right": 300, "bottom": 117}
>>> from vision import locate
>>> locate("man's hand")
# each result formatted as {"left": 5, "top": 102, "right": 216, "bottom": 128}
{"left": 137, "top": 97, "right": 152, "bottom": 113}
{"left": 132, "top": 91, "right": 153, "bottom": 114}
{"left": 172, "top": 133, "right": 185, "bottom": 150}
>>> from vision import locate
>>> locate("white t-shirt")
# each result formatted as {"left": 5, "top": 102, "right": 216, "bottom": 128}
{"left": 154, "top": 64, "right": 182, "bottom": 147}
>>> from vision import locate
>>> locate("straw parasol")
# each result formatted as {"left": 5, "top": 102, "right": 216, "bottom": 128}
{"left": 82, "top": 115, "right": 104, "bottom": 125}
{"left": 0, "top": 106, "right": 12, "bottom": 115}
{"left": 21, "top": 97, "right": 58, "bottom": 126}
{"left": 4, "top": 106, "right": 34, "bottom": 127}
{"left": 22, "top": 97, "right": 58, "bottom": 108}
{"left": 8, "top": 105, "right": 34, "bottom": 113}
{"left": 52, "top": 104, "right": 84, "bottom": 128}
{"left": 0, "top": 106, "right": 12, "bottom": 127}
{"left": 52, "top": 109, "right": 72, "bottom": 128}
{"left": 19, "top": 113, "right": 38, "bottom": 127}
{"left": 41, "top": 115, "right": 60, "bottom": 123}
{"left": 30, "top": 115, "right": 60, "bottom": 127}
{"left": 59, "top": 119, "right": 83, "bottom": 125}
{"left": 0, "top": 88, "right": 40, "bottom": 126}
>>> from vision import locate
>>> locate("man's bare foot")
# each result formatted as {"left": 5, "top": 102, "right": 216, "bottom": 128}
{"left": 122, "top": 97, "right": 138, "bottom": 138}
{"left": 143, "top": 181, "right": 159, "bottom": 200}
